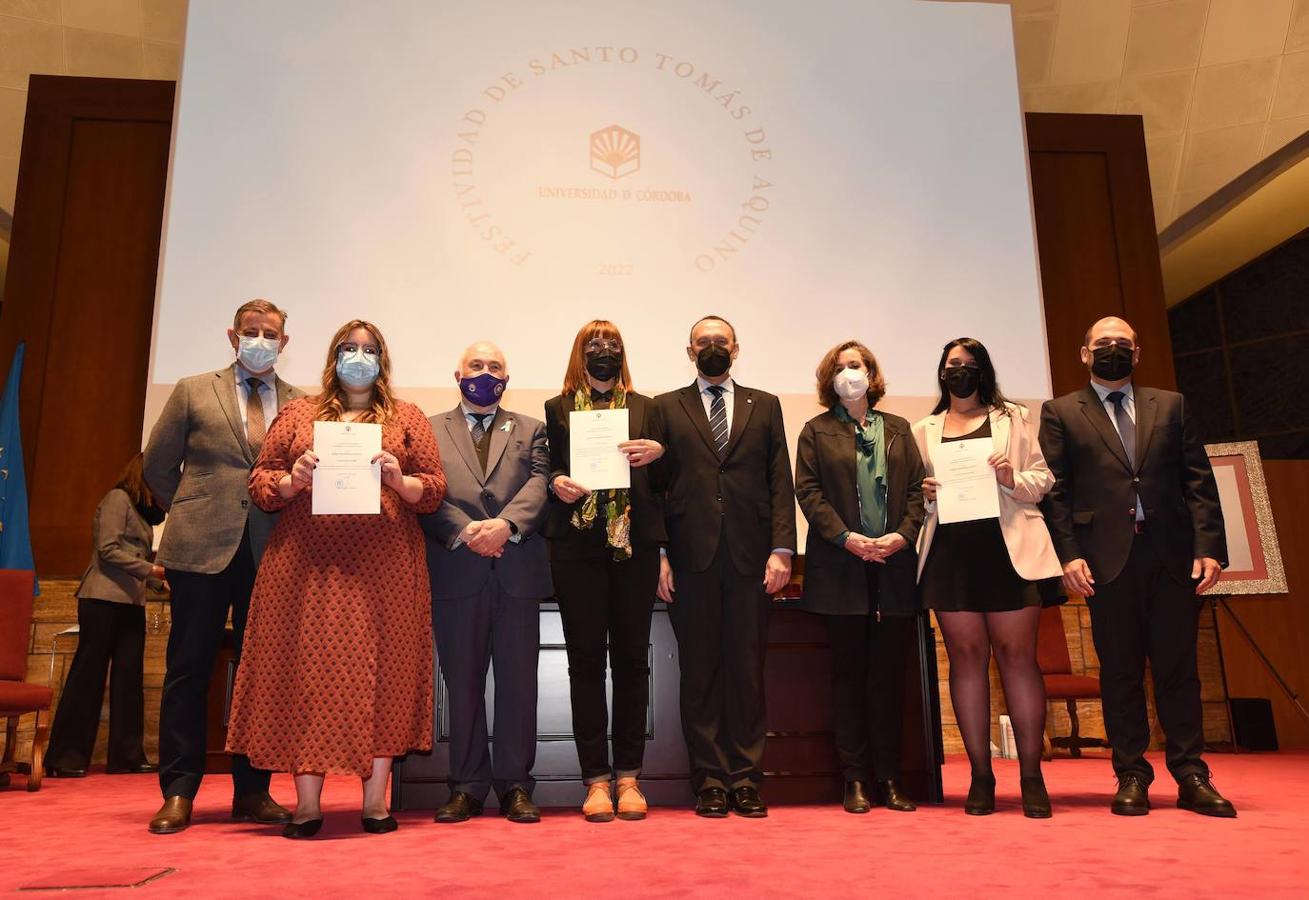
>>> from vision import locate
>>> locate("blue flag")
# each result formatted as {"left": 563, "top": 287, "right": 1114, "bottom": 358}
{"left": 0, "top": 342, "right": 38, "bottom": 593}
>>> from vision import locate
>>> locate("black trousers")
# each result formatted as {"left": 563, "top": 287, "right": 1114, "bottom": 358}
{"left": 667, "top": 539, "right": 771, "bottom": 793}
{"left": 553, "top": 545, "right": 658, "bottom": 784}
{"left": 158, "top": 527, "right": 270, "bottom": 801}
{"left": 433, "top": 580, "right": 540, "bottom": 803}
{"left": 824, "top": 567, "right": 913, "bottom": 783}
{"left": 1086, "top": 534, "right": 1207, "bottom": 785}
{"left": 46, "top": 598, "right": 147, "bottom": 771}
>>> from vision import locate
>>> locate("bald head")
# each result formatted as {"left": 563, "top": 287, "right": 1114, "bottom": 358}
{"left": 457, "top": 341, "right": 507, "bottom": 377}
{"left": 1083, "top": 317, "right": 1138, "bottom": 349}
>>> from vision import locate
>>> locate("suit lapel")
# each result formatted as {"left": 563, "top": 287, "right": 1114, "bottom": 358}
{"left": 484, "top": 408, "right": 513, "bottom": 480}
{"left": 627, "top": 393, "right": 642, "bottom": 439}
{"left": 722, "top": 385, "right": 755, "bottom": 460}
{"left": 990, "top": 407, "right": 1011, "bottom": 457}
{"left": 1132, "top": 389, "right": 1157, "bottom": 473}
{"left": 1077, "top": 384, "right": 1132, "bottom": 472}
{"left": 273, "top": 375, "right": 298, "bottom": 413}
{"left": 444, "top": 409, "right": 486, "bottom": 485}
{"left": 213, "top": 366, "right": 253, "bottom": 464}
{"left": 677, "top": 384, "right": 718, "bottom": 456}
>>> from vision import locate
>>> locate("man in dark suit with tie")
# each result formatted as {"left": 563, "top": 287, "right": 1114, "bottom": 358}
{"left": 142, "top": 299, "right": 301, "bottom": 833}
{"left": 1039, "top": 316, "right": 1234, "bottom": 818}
{"left": 651, "top": 315, "right": 797, "bottom": 818}
{"left": 421, "top": 341, "right": 551, "bottom": 824}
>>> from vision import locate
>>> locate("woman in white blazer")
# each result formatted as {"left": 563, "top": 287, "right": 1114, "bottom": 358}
{"left": 913, "top": 338, "right": 1063, "bottom": 819}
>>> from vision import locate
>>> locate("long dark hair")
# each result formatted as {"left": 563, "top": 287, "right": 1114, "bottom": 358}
{"left": 931, "top": 337, "right": 1014, "bottom": 415}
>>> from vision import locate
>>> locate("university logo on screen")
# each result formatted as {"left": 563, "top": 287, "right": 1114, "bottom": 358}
{"left": 590, "top": 125, "right": 640, "bottom": 179}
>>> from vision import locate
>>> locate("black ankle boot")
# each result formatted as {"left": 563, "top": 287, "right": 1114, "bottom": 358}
{"left": 1020, "top": 775, "right": 1052, "bottom": 818}
{"left": 964, "top": 773, "right": 996, "bottom": 816}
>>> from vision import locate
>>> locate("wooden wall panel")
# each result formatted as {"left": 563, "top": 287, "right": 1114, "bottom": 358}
{"left": 0, "top": 76, "right": 173, "bottom": 576}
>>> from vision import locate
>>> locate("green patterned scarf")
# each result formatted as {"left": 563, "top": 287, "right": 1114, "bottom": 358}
{"left": 570, "top": 385, "right": 633, "bottom": 560}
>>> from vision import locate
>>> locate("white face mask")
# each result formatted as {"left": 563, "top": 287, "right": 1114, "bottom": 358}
{"left": 833, "top": 367, "right": 869, "bottom": 401}
{"left": 237, "top": 335, "right": 280, "bottom": 373}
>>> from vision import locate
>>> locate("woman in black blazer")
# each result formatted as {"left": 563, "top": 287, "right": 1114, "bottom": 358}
{"left": 544, "top": 320, "right": 665, "bottom": 822}
{"left": 795, "top": 340, "right": 926, "bottom": 815}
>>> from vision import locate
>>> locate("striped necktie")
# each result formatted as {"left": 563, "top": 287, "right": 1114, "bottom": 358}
{"left": 707, "top": 385, "right": 728, "bottom": 456}
{"left": 470, "top": 413, "right": 491, "bottom": 445}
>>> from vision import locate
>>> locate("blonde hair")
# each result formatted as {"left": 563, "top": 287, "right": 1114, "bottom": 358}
{"left": 313, "top": 319, "right": 397, "bottom": 424}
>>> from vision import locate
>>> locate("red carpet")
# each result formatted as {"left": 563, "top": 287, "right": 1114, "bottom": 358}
{"left": 2, "top": 753, "right": 1305, "bottom": 898}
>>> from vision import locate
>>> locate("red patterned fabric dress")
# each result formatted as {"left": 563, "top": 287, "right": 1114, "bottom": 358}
{"left": 226, "top": 397, "right": 445, "bottom": 776}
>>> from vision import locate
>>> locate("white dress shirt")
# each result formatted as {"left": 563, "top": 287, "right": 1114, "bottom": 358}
{"left": 1090, "top": 380, "right": 1144, "bottom": 522}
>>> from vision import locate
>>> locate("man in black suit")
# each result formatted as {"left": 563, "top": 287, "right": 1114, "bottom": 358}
{"left": 1039, "top": 316, "right": 1234, "bottom": 818}
{"left": 651, "top": 315, "right": 796, "bottom": 818}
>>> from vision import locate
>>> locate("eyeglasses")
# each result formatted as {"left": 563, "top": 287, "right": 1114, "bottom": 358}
{"left": 338, "top": 343, "right": 380, "bottom": 357}
{"left": 584, "top": 338, "right": 623, "bottom": 354}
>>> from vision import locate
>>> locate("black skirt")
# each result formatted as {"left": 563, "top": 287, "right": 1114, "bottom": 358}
{"left": 920, "top": 516, "right": 1042, "bottom": 613}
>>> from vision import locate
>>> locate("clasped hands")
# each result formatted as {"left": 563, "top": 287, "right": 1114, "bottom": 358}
{"left": 844, "top": 531, "right": 907, "bottom": 563}
{"left": 921, "top": 452, "right": 1015, "bottom": 502}
{"left": 460, "top": 518, "right": 512, "bottom": 557}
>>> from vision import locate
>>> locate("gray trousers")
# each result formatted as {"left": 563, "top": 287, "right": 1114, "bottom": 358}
{"left": 433, "top": 580, "right": 540, "bottom": 803}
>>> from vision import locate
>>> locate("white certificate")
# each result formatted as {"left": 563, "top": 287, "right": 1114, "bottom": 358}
{"left": 311, "top": 420, "right": 382, "bottom": 515}
{"left": 931, "top": 437, "right": 1001, "bottom": 524}
{"left": 569, "top": 408, "right": 631, "bottom": 491}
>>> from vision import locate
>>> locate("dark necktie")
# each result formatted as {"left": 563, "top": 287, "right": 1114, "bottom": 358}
{"left": 470, "top": 413, "right": 491, "bottom": 445}
{"left": 244, "top": 377, "right": 266, "bottom": 457}
{"left": 1106, "top": 391, "right": 1135, "bottom": 468}
{"left": 590, "top": 389, "right": 614, "bottom": 404}
{"left": 707, "top": 385, "right": 728, "bottom": 456}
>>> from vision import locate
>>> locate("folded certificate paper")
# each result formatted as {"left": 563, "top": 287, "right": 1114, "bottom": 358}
{"left": 569, "top": 408, "right": 631, "bottom": 491}
{"left": 311, "top": 420, "right": 382, "bottom": 515}
{"left": 931, "top": 437, "right": 1001, "bottom": 525}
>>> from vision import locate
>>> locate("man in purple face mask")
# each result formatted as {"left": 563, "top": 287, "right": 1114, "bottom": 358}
{"left": 419, "top": 341, "right": 552, "bottom": 825}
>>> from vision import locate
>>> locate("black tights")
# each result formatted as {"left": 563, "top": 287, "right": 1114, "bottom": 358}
{"left": 937, "top": 607, "right": 1045, "bottom": 779}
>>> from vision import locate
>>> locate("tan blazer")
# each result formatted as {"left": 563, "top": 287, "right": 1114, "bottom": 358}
{"left": 144, "top": 365, "right": 304, "bottom": 574}
{"left": 75, "top": 488, "right": 156, "bottom": 606}
{"left": 912, "top": 402, "right": 1062, "bottom": 582}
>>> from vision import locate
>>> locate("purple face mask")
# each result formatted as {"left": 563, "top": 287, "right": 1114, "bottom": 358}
{"left": 460, "top": 372, "right": 506, "bottom": 407}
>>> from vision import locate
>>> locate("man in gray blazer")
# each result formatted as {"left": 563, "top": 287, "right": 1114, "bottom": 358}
{"left": 142, "top": 299, "right": 303, "bottom": 834}
{"left": 421, "top": 341, "right": 551, "bottom": 825}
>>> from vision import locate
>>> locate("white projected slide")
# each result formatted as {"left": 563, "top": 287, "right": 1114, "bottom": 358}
{"left": 152, "top": 0, "right": 1049, "bottom": 408}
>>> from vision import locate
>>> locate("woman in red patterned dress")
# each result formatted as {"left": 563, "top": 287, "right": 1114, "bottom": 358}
{"left": 226, "top": 319, "right": 445, "bottom": 838}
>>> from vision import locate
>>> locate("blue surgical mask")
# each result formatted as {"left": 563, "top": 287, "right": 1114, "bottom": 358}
{"left": 237, "top": 335, "right": 280, "bottom": 373}
{"left": 336, "top": 348, "right": 380, "bottom": 389}
{"left": 460, "top": 372, "right": 507, "bottom": 407}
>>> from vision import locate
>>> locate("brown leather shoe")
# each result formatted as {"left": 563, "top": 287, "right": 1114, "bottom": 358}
{"left": 616, "top": 778, "right": 647, "bottom": 821}
{"left": 232, "top": 791, "right": 292, "bottom": 824}
{"left": 583, "top": 781, "right": 615, "bottom": 822}
{"left": 148, "top": 796, "right": 193, "bottom": 834}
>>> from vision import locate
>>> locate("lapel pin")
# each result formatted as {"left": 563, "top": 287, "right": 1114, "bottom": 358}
{"left": 500, "top": 420, "right": 514, "bottom": 433}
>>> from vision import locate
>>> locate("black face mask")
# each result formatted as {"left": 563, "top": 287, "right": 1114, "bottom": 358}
{"left": 942, "top": 366, "right": 979, "bottom": 399}
{"left": 695, "top": 345, "right": 732, "bottom": 378}
{"left": 585, "top": 352, "right": 622, "bottom": 382}
{"left": 1091, "top": 344, "right": 1135, "bottom": 381}
{"left": 138, "top": 503, "right": 166, "bottom": 527}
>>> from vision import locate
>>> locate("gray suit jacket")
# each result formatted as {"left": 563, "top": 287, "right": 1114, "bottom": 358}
{"left": 144, "top": 365, "right": 304, "bottom": 574}
{"left": 75, "top": 489, "right": 157, "bottom": 606}
{"left": 420, "top": 405, "right": 552, "bottom": 601}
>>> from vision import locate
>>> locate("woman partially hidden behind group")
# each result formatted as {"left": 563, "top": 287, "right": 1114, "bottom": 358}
{"left": 225, "top": 319, "right": 446, "bottom": 838}
{"left": 913, "top": 337, "right": 1064, "bottom": 818}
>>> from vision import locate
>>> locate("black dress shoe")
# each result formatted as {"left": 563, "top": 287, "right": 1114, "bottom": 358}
{"left": 44, "top": 765, "right": 87, "bottom": 778}
{"left": 1177, "top": 773, "right": 1236, "bottom": 818}
{"left": 282, "top": 818, "right": 324, "bottom": 839}
{"left": 1111, "top": 774, "right": 1151, "bottom": 816}
{"left": 435, "top": 791, "right": 484, "bottom": 823}
{"left": 232, "top": 791, "right": 292, "bottom": 824}
{"left": 107, "top": 762, "right": 158, "bottom": 775}
{"left": 362, "top": 815, "right": 399, "bottom": 834}
{"left": 877, "top": 779, "right": 917, "bottom": 812}
{"left": 1020, "top": 775, "right": 1052, "bottom": 819}
{"left": 695, "top": 787, "right": 730, "bottom": 818}
{"left": 499, "top": 787, "right": 541, "bottom": 824}
{"left": 843, "top": 781, "right": 872, "bottom": 814}
{"left": 730, "top": 786, "right": 768, "bottom": 818}
{"left": 964, "top": 774, "right": 996, "bottom": 816}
